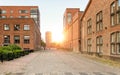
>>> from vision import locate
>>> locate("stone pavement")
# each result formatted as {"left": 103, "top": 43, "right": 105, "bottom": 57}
{"left": 0, "top": 51, "right": 40, "bottom": 74}
{"left": 0, "top": 49, "right": 120, "bottom": 75}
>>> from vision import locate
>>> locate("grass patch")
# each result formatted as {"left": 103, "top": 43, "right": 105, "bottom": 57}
{"left": 82, "top": 54, "right": 120, "bottom": 68}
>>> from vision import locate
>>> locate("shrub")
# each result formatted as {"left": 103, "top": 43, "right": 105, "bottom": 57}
{"left": 8, "top": 44, "right": 22, "bottom": 51}
{"left": 0, "top": 44, "right": 31, "bottom": 62}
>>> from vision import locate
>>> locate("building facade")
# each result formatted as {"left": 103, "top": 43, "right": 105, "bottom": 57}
{"left": 63, "top": 8, "right": 83, "bottom": 52}
{"left": 45, "top": 31, "right": 52, "bottom": 49}
{"left": 81, "top": 0, "right": 120, "bottom": 58}
{"left": 0, "top": 6, "right": 40, "bottom": 28}
{"left": 0, "top": 6, "right": 41, "bottom": 50}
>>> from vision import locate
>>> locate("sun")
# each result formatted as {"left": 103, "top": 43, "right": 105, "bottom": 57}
{"left": 52, "top": 31, "right": 63, "bottom": 43}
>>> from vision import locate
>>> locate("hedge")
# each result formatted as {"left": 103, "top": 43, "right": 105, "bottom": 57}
{"left": 0, "top": 44, "right": 31, "bottom": 61}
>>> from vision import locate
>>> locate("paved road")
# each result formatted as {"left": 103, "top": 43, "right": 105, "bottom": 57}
{"left": 0, "top": 49, "right": 120, "bottom": 75}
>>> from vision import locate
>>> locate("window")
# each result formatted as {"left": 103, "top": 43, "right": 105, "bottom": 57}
{"left": 30, "top": 15, "right": 37, "bottom": 18}
{"left": 19, "top": 10, "right": 28, "bottom": 14}
{"left": 67, "top": 13, "right": 72, "bottom": 24}
{"left": 87, "top": 38, "right": 92, "bottom": 52}
{"left": 111, "top": 2, "right": 116, "bottom": 26}
{"left": 30, "top": 14, "right": 38, "bottom": 23}
{"left": 87, "top": 19, "right": 92, "bottom": 34}
{"left": 96, "top": 11, "right": 103, "bottom": 31}
{"left": 30, "top": 8, "right": 38, "bottom": 14}
{"left": 4, "top": 24, "right": 10, "bottom": 30}
{"left": 111, "top": 32, "right": 120, "bottom": 54}
{"left": 1, "top": 16, "right": 6, "bottom": 18}
{"left": 116, "top": 32, "right": 120, "bottom": 54}
{"left": 110, "top": 1, "right": 120, "bottom": 25}
{"left": 96, "top": 36, "right": 103, "bottom": 53}
{"left": 14, "top": 35, "right": 20, "bottom": 44}
{"left": 117, "top": 0, "right": 120, "bottom": 24}
{"left": 14, "top": 24, "right": 20, "bottom": 31}
{"left": 18, "top": 16, "right": 29, "bottom": 18}
{"left": 1, "top": 10, "right": 6, "bottom": 14}
{"left": 63, "top": 16, "right": 66, "bottom": 27}
{"left": 24, "top": 25, "right": 30, "bottom": 30}
{"left": 24, "top": 36, "right": 30, "bottom": 44}
{"left": 10, "top": 16, "right": 13, "bottom": 18}
{"left": 4, "top": 35, "right": 10, "bottom": 43}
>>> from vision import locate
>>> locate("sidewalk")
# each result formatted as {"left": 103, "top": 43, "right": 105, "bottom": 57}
{"left": 0, "top": 51, "right": 40, "bottom": 74}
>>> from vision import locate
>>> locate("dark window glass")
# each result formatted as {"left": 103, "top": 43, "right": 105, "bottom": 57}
{"left": 4, "top": 35, "right": 10, "bottom": 43}
{"left": 14, "top": 24, "right": 20, "bottom": 31}
{"left": 14, "top": 35, "right": 20, "bottom": 44}
{"left": 96, "top": 11, "right": 103, "bottom": 31}
{"left": 111, "top": 32, "right": 120, "bottom": 54}
{"left": 24, "top": 36, "right": 30, "bottom": 44}
{"left": 96, "top": 36, "right": 103, "bottom": 53}
{"left": 87, "top": 19, "right": 92, "bottom": 34}
{"left": 87, "top": 38, "right": 92, "bottom": 52}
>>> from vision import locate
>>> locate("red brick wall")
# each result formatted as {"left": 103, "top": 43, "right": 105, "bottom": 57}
{"left": 81, "top": 0, "right": 120, "bottom": 56}
{"left": 0, "top": 18, "right": 41, "bottom": 50}
{"left": 63, "top": 8, "right": 83, "bottom": 52}
{"left": 0, "top": 6, "right": 38, "bottom": 18}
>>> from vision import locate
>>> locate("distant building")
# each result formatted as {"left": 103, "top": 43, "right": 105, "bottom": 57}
{"left": 45, "top": 31, "right": 52, "bottom": 49}
{"left": 63, "top": 8, "right": 83, "bottom": 52}
{"left": 0, "top": 6, "right": 41, "bottom": 50}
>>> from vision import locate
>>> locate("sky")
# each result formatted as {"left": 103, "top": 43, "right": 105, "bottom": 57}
{"left": 0, "top": 0, "right": 89, "bottom": 41}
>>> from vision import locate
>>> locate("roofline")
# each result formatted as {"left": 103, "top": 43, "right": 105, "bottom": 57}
{"left": 63, "top": 8, "right": 80, "bottom": 17}
{"left": 81, "top": 0, "right": 92, "bottom": 21}
{"left": 0, "top": 6, "right": 38, "bottom": 7}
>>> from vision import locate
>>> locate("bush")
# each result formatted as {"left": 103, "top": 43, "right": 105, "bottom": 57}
{"left": 9, "top": 44, "right": 21, "bottom": 51}
{"left": 0, "top": 44, "right": 31, "bottom": 62}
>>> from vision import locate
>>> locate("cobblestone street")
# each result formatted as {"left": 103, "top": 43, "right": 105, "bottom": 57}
{"left": 0, "top": 49, "right": 120, "bottom": 75}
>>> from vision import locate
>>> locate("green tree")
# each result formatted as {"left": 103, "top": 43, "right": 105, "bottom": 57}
{"left": 41, "top": 40, "right": 46, "bottom": 48}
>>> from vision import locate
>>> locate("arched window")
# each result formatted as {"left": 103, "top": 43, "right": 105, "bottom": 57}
{"left": 96, "top": 36, "right": 103, "bottom": 53}
{"left": 67, "top": 13, "right": 72, "bottom": 24}
{"left": 87, "top": 38, "right": 92, "bottom": 53}
{"left": 96, "top": 11, "right": 103, "bottom": 31}
{"left": 111, "top": 2, "right": 116, "bottom": 26}
{"left": 87, "top": 19, "right": 92, "bottom": 34}
{"left": 111, "top": 32, "right": 120, "bottom": 54}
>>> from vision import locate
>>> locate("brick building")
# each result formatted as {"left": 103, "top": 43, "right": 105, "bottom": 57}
{"left": 63, "top": 0, "right": 120, "bottom": 58}
{"left": 63, "top": 8, "right": 83, "bottom": 52}
{"left": 0, "top": 6, "right": 41, "bottom": 50}
{"left": 81, "top": 0, "right": 120, "bottom": 58}
{"left": 45, "top": 31, "right": 52, "bottom": 49}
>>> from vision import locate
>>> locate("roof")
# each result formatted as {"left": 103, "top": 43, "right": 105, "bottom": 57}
{"left": 81, "top": 0, "right": 92, "bottom": 21}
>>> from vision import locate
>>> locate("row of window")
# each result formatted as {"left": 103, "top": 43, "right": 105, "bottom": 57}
{"left": 0, "top": 14, "right": 38, "bottom": 19}
{"left": 4, "top": 24, "right": 30, "bottom": 31}
{"left": 87, "top": 31, "right": 120, "bottom": 55}
{"left": 87, "top": 0, "right": 120, "bottom": 34}
{"left": 87, "top": 11, "right": 103, "bottom": 34}
{"left": 4, "top": 35, "right": 30, "bottom": 44}
{"left": 0, "top": 8, "right": 38, "bottom": 14}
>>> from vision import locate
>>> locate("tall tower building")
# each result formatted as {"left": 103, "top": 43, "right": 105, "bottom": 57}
{"left": 45, "top": 31, "right": 52, "bottom": 49}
